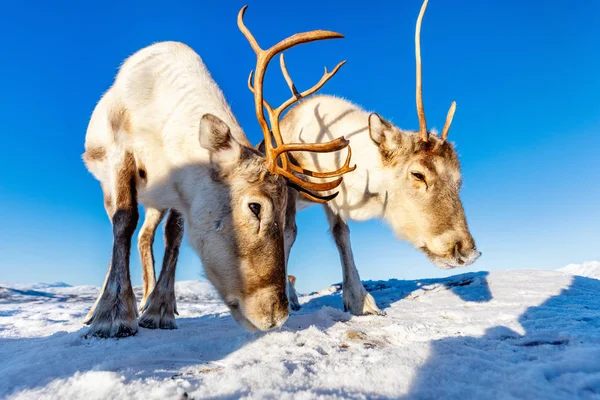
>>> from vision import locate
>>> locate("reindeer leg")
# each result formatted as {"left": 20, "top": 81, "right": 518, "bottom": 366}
{"left": 137, "top": 207, "right": 166, "bottom": 310}
{"left": 324, "top": 206, "right": 384, "bottom": 316}
{"left": 85, "top": 151, "right": 140, "bottom": 338}
{"left": 83, "top": 183, "right": 116, "bottom": 324}
{"left": 284, "top": 189, "right": 301, "bottom": 311}
{"left": 139, "top": 209, "right": 184, "bottom": 329}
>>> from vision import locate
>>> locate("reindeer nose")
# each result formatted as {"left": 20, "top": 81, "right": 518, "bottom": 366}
{"left": 454, "top": 240, "right": 481, "bottom": 265}
{"left": 453, "top": 242, "right": 464, "bottom": 260}
{"left": 452, "top": 238, "right": 480, "bottom": 263}
{"left": 264, "top": 289, "right": 290, "bottom": 330}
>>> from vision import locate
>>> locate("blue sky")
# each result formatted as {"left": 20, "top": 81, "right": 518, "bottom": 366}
{"left": 0, "top": 0, "right": 599, "bottom": 294}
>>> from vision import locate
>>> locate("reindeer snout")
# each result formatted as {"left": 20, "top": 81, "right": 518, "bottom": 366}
{"left": 452, "top": 237, "right": 481, "bottom": 266}
{"left": 424, "top": 232, "right": 481, "bottom": 269}
{"left": 242, "top": 286, "right": 290, "bottom": 331}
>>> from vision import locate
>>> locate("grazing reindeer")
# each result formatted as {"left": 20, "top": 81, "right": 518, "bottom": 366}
{"left": 280, "top": 0, "right": 481, "bottom": 315}
{"left": 81, "top": 6, "right": 354, "bottom": 337}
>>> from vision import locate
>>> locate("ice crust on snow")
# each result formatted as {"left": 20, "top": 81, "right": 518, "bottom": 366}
{"left": 1, "top": 268, "right": 600, "bottom": 399}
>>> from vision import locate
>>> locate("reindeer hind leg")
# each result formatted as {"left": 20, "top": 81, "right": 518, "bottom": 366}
{"left": 138, "top": 207, "right": 166, "bottom": 310}
{"left": 139, "top": 209, "right": 184, "bottom": 329}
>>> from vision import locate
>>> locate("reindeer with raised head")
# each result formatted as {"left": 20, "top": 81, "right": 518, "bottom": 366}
{"left": 279, "top": 0, "right": 481, "bottom": 315}
{"left": 82, "top": 6, "right": 353, "bottom": 337}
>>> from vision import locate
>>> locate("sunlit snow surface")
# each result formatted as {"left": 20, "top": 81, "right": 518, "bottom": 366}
{"left": 1, "top": 264, "right": 600, "bottom": 399}
{"left": 560, "top": 261, "right": 600, "bottom": 280}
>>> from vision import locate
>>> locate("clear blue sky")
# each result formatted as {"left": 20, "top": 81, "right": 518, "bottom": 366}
{"left": 1, "top": 0, "right": 599, "bottom": 294}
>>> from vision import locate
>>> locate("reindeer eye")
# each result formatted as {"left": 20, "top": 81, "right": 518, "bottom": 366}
{"left": 248, "top": 203, "right": 261, "bottom": 218}
{"left": 411, "top": 172, "right": 426, "bottom": 181}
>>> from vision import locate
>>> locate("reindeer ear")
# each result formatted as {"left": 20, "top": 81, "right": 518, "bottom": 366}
{"left": 199, "top": 114, "right": 244, "bottom": 175}
{"left": 368, "top": 113, "right": 399, "bottom": 150}
{"left": 256, "top": 139, "right": 266, "bottom": 156}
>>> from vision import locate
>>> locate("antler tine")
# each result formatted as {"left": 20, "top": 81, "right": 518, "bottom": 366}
{"left": 276, "top": 167, "right": 344, "bottom": 192}
{"left": 277, "top": 59, "right": 346, "bottom": 117}
{"left": 288, "top": 146, "right": 356, "bottom": 178}
{"left": 415, "top": 0, "right": 429, "bottom": 142}
{"left": 280, "top": 54, "right": 300, "bottom": 98}
{"left": 238, "top": 7, "right": 274, "bottom": 160}
{"left": 272, "top": 136, "right": 349, "bottom": 158}
{"left": 239, "top": 5, "right": 354, "bottom": 201}
{"left": 270, "top": 55, "right": 345, "bottom": 170}
{"left": 247, "top": 70, "right": 274, "bottom": 113}
{"left": 441, "top": 101, "right": 456, "bottom": 140}
{"left": 287, "top": 181, "right": 340, "bottom": 203}
{"left": 238, "top": 5, "right": 262, "bottom": 55}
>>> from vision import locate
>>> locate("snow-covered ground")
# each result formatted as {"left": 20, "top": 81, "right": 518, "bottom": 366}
{"left": 1, "top": 264, "right": 600, "bottom": 399}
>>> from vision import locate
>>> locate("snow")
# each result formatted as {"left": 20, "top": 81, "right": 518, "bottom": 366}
{"left": 559, "top": 261, "right": 600, "bottom": 280}
{"left": 2, "top": 268, "right": 600, "bottom": 399}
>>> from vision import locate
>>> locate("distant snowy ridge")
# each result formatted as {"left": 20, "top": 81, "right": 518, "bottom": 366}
{"left": 0, "top": 282, "right": 71, "bottom": 291}
{"left": 558, "top": 261, "right": 600, "bottom": 279}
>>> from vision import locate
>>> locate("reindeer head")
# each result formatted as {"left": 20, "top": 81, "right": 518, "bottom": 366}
{"left": 371, "top": 0, "right": 479, "bottom": 269}
{"left": 195, "top": 6, "right": 354, "bottom": 332}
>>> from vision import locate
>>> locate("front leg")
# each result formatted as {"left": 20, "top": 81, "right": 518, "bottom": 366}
{"left": 139, "top": 209, "right": 184, "bottom": 329}
{"left": 324, "top": 207, "right": 384, "bottom": 316}
{"left": 85, "top": 152, "right": 140, "bottom": 338}
{"left": 284, "top": 189, "right": 301, "bottom": 311}
{"left": 287, "top": 275, "right": 300, "bottom": 311}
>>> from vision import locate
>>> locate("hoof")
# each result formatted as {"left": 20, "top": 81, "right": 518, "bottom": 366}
{"left": 287, "top": 282, "right": 301, "bottom": 312}
{"left": 84, "top": 287, "right": 138, "bottom": 338}
{"left": 138, "top": 288, "right": 178, "bottom": 330}
{"left": 343, "top": 289, "right": 385, "bottom": 316}
{"left": 139, "top": 312, "right": 177, "bottom": 330}
{"left": 86, "top": 320, "right": 138, "bottom": 338}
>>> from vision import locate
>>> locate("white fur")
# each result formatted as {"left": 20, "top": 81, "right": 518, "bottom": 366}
{"left": 281, "top": 95, "right": 479, "bottom": 314}
{"left": 84, "top": 41, "right": 289, "bottom": 334}
{"left": 281, "top": 95, "right": 393, "bottom": 221}
{"left": 86, "top": 41, "right": 249, "bottom": 216}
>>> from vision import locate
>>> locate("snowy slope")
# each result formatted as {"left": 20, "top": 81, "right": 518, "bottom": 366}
{"left": 1, "top": 269, "right": 600, "bottom": 399}
{"left": 559, "top": 261, "right": 600, "bottom": 280}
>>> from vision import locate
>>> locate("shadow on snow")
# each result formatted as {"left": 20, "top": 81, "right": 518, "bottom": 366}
{"left": 299, "top": 271, "right": 492, "bottom": 313}
{"left": 403, "top": 275, "right": 600, "bottom": 399}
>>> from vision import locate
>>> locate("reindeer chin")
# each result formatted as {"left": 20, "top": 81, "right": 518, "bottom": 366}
{"left": 228, "top": 302, "right": 259, "bottom": 332}
{"left": 431, "top": 252, "right": 482, "bottom": 270}
{"left": 421, "top": 246, "right": 481, "bottom": 270}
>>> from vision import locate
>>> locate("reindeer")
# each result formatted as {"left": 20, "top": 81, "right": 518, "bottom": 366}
{"left": 279, "top": 0, "right": 481, "bottom": 315}
{"left": 81, "top": 6, "right": 354, "bottom": 338}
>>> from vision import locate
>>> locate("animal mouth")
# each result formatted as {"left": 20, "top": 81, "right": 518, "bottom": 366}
{"left": 420, "top": 245, "right": 481, "bottom": 270}
{"left": 227, "top": 300, "right": 259, "bottom": 332}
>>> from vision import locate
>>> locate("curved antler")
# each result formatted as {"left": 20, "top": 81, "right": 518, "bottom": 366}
{"left": 238, "top": 5, "right": 356, "bottom": 202}
{"left": 415, "top": 0, "right": 429, "bottom": 142}
{"left": 441, "top": 101, "right": 456, "bottom": 140}
{"left": 414, "top": 0, "right": 457, "bottom": 142}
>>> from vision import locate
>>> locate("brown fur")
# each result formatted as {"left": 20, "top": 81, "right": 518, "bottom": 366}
{"left": 279, "top": 95, "right": 479, "bottom": 315}
{"left": 110, "top": 103, "right": 132, "bottom": 135}
{"left": 375, "top": 127, "right": 475, "bottom": 267}
{"left": 103, "top": 192, "right": 113, "bottom": 217}
{"left": 287, "top": 275, "right": 296, "bottom": 287}
{"left": 137, "top": 208, "right": 165, "bottom": 306}
{"left": 139, "top": 209, "right": 184, "bottom": 330}
{"left": 85, "top": 41, "right": 296, "bottom": 335}
{"left": 85, "top": 151, "right": 140, "bottom": 338}
{"left": 83, "top": 147, "right": 106, "bottom": 163}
